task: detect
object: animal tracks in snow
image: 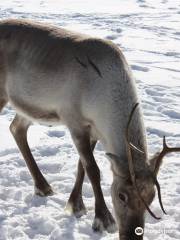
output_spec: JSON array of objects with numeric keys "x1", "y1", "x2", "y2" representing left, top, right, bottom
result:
[{"x1": 0, "y1": 0, "x2": 179, "y2": 240}]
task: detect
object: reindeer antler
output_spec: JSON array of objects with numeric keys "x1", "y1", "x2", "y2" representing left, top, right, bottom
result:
[
  {"x1": 154, "y1": 136, "x2": 180, "y2": 175},
  {"x1": 125, "y1": 103, "x2": 161, "y2": 219},
  {"x1": 153, "y1": 136, "x2": 180, "y2": 214}
]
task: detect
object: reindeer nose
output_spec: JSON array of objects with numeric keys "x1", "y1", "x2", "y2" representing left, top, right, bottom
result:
[
  {"x1": 119, "y1": 231, "x2": 143, "y2": 240},
  {"x1": 119, "y1": 214, "x2": 144, "y2": 240}
]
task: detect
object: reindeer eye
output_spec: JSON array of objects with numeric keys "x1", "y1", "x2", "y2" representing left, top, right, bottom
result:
[{"x1": 119, "y1": 193, "x2": 128, "y2": 203}]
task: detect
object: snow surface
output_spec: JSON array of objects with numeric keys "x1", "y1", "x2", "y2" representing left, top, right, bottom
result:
[{"x1": 0, "y1": 0, "x2": 180, "y2": 239}]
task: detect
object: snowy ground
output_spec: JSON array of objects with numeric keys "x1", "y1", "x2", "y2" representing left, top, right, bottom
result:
[{"x1": 0, "y1": 0, "x2": 180, "y2": 239}]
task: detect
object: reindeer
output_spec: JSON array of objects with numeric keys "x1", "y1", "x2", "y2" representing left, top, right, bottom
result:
[{"x1": 0, "y1": 19, "x2": 179, "y2": 240}]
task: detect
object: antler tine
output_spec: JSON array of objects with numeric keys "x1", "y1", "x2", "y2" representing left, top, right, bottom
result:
[
  {"x1": 154, "y1": 178, "x2": 167, "y2": 214},
  {"x1": 125, "y1": 103, "x2": 160, "y2": 220},
  {"x1": 154, "y1": 136, "x2": 180, "y2": 175},
  {"x1": 163, "y1": 136, "x2": 168, "y2": 149},
  {"x1": 163, "y1": 135, "x2": 180, "y2": 153}
]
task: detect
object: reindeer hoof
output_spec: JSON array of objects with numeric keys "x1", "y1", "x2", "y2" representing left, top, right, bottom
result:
[
  {"x1": 92, "y1": 211, "x2": 117, "y2": 233},
  {"x1": 65, "y1": 198, "x2": 87, "y2": 218},
  {"x1": 92, "y1": 218, "x2": 104, "y2": 233},
  {"x1": 34, "y1": 185, "x2": 54, "y2": 197}
]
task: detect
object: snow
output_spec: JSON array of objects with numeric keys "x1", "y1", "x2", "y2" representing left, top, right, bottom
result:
[{"x1": 0, "y1": 0, "x2": 179, "y2": 239}]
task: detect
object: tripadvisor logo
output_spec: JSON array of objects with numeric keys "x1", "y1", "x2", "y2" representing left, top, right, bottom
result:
[{"x1": 135, "y1": 227, "x2": 144, "y2": 236}]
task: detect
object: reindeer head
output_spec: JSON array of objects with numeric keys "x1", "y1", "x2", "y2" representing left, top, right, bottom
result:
[{"x1": 107, "y1": 103, "x2": 180, "y2": 240}]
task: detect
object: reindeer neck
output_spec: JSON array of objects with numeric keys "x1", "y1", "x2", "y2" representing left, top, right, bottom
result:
[{"x1": 103, "y1": 108, "x2": 148, "y2": 175}]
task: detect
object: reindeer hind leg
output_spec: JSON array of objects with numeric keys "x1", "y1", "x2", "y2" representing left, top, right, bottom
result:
[{"x1": 10, "y1": 114, "x2": 53, "y2": 196}]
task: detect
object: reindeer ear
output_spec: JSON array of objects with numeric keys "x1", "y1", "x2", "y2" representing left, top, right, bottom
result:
[
  {"x1": 149, "y1": 152, "x2": 163, "y2": 176},
  {"x1": 106, "y1": 153, "x2": 129, "y2": 177}
]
